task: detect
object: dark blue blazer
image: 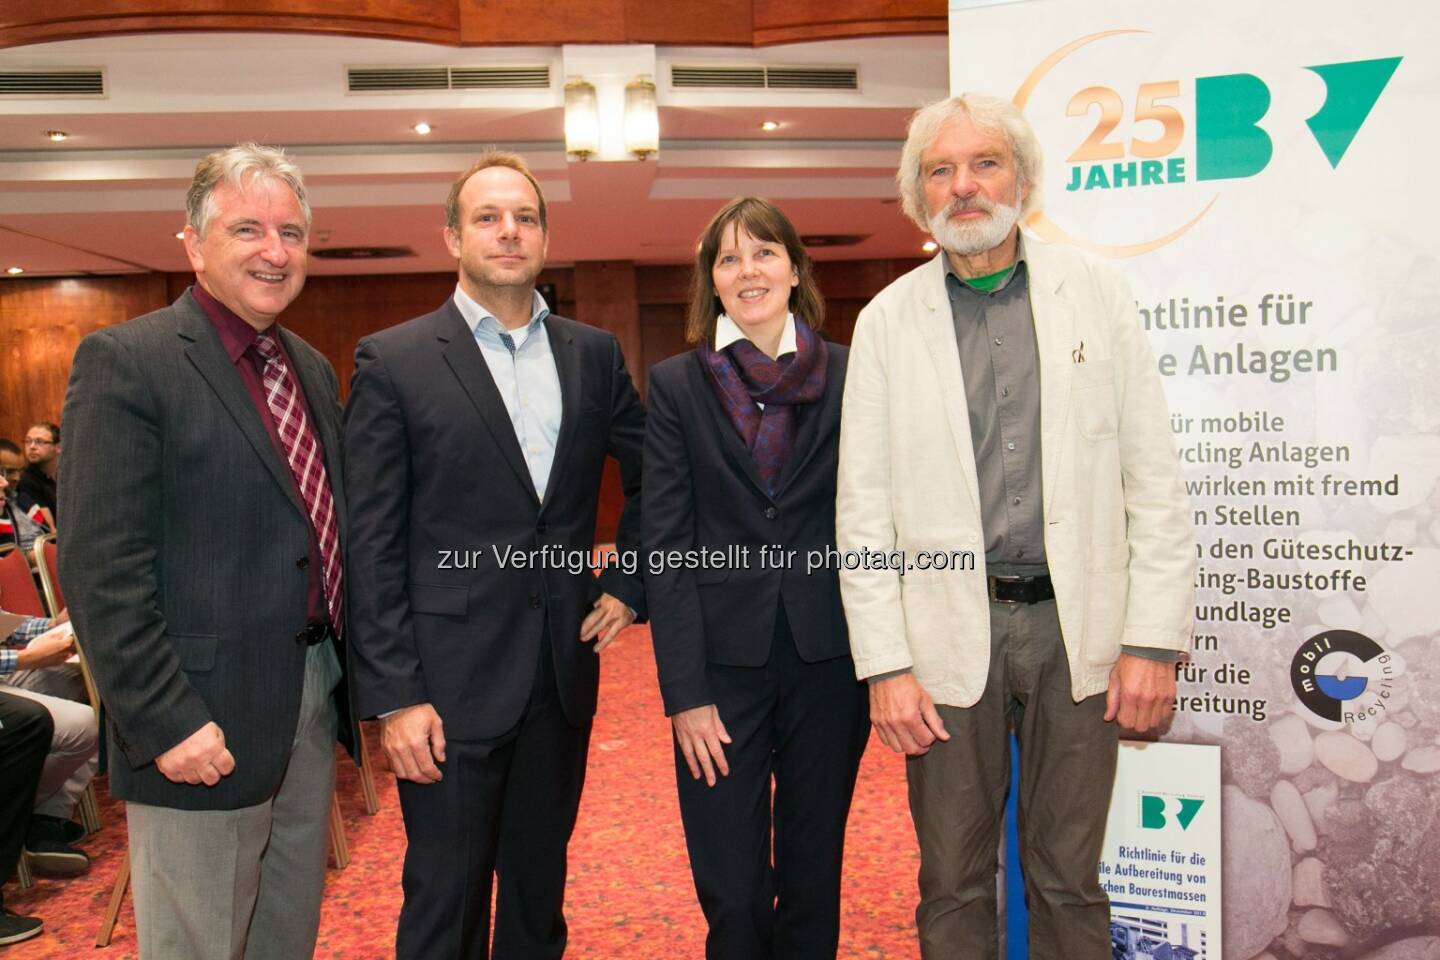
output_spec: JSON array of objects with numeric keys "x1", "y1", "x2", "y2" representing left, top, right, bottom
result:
[{"x1": 643, "y1": 344, "x2": 851, "y2": 716}]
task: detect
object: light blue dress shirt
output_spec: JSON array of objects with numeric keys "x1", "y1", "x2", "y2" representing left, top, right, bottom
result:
[{"x1": 452, "y1": 285, "x2": 563, "y2": 500}]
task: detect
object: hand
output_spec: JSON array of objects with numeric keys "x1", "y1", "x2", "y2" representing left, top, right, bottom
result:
[
  {"x1": 156, "y1": 721, "x2": 235, "y2": 786},
  {"x1": 672, "y1": 704, "x2": 731, "y2": 787},
  {"x1": 1104, "y1": 653, "x2": 1177, "y2": 734},
  {"x1": 14, "y1": 623, "x2": 76, "y2": 670},
  {"x1": 580, "y1": 592, "x2": 634, "y2": 653},
  {"x1": 52, "y1": 609, "x2": 70, "y2": 625},
  {"x1": 869, "y1": 673, "x2": 950, "y2": 756},
  {"x1": 381, "y1": 703, "x2": 447, "y2": 784}
]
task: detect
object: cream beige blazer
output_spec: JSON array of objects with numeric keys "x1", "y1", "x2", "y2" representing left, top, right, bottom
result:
[{"x1": 836, "y1": 238, "x2": 1195, "y2": 706}]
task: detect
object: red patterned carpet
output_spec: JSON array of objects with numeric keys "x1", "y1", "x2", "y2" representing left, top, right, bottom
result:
[{"x1": 5, "y1": 626, "x2": 920, "y2": 958}]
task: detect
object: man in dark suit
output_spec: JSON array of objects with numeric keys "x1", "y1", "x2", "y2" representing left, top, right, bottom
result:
[
  {"x1": 59, "y1": 143, "x2": 355, "y2": 960},
  {"x1": 344, "y1": 150, "x2": 645, "y2": 960}
]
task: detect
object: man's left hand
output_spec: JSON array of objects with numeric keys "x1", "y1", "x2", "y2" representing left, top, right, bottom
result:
[
  {"x1": 1104, "y1": 653, "x2": 1176, "y2": 734},
  {"x1": 580, "y1": 592, "x2": 634, "y2": 652}
]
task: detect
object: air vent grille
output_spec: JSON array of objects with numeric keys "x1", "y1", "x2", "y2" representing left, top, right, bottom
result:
[
  {"x1": 0, "y1": 69, "x2": 105, "y2": 98},
  {"x1": 671, "y1": 64, "x2": 857, "y2": 91},
  {"x1": 348, "y1": 65, "x2": 550, "y2": 93}
]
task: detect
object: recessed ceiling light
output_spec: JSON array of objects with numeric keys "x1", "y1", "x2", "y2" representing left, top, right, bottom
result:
[
  {"x1": 412, "y1": 122, "x2": 433, "y2": 135},
  {"x1": 6, "y1": 267, "x2": 24, "y2": 275},
  {"x1": 174, "y1": 231, "x2": 185, "y2": 240},
  {"x1": 44, "y1": 130, "x2": 68, "y2": 142},
  {"x1": 759, "y1": 120, "x2": 780, "y2": 132},
  {"x1": 921, "y1": 240, "x2": 939, "y2": 254}
]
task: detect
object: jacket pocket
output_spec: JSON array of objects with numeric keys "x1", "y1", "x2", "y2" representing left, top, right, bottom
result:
[
  {"x1": 168, "y1": 633, "x2": 219, "y2": 673},
  {"x1": 1071, "y1": 359, "x2": 1118, "y2": 441},
  {"x1": 409, "y1": 582, "x2": 469, "y2": 617}
]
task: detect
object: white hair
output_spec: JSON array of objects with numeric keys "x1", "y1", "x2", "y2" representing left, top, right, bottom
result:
[
  {"x1": 896, "y1": 93, "x2": 1044, "y2": 231},
  {"x1": 186, "y1": 142, "x2": 311, "y2": 238}
]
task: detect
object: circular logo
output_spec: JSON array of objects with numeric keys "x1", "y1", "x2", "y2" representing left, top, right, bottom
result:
[{"x1": 1290, "y1": 630, "x2": 1391, "y2": 723}]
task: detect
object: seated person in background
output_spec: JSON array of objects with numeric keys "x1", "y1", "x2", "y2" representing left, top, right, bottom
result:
[
  {"x1": 19, "y1": 423, "x2": 60, "y2": 522},
  {"x1": 0, "y1": 440, "x2": 51, "y2": 554},
  {"x1": 0, "y1": 613, "x2": 98, "y2": 875},
  {"x1": 0, "y1": 690, "x2": 54, "y2": 945}
]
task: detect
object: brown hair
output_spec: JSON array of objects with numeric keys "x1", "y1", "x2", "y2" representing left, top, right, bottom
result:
[
  {"x1": 445, "y1": 150, "x2": 547, "y2": 232},
  {"x1": 685, "y1": 197, "x2": 824, "y2": 345}
]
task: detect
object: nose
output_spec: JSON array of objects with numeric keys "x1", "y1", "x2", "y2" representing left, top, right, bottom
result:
[
  {"x1": 950, "y1": 169, "x2": 978, "y2": 200},
  {"x1": 260, "y1": 228, "x2": 290, "y2": 266},
  {"x1": 498, "y1": 212, "x2": 521, "y2": 239}
]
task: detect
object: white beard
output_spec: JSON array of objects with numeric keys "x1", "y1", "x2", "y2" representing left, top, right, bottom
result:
[{"x1": 928, "y1": 193, "x2": 1022, "y2": 257}]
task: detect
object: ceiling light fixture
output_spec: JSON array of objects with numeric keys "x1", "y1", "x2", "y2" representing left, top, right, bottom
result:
[
  {"x1": 623, "y1": 77, "x2": 659, "y2": 160},
  {"x1": 563, "y1": 79, "x2": 600, "y2": 160},
  {"x1": 6, "y1": 267, "x2": 24, "y2": 275},
  {"x1": 759, "y1": 120, "x2": 780, "y2": 132},
  {"x1": 175, "y1": 231, "x2": 185, "y2": 240},
  {"x1": 44, "y1": 130, "x2": 68, "y2": 142},
  {"x1": 412, "y1": 121, "x2": 432, "y2": 135},
  {"x1": 922, "y1": 240, "x2": 939, "y2": 254}
]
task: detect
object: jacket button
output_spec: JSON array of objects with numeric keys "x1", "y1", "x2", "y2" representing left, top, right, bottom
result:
[
  {"x1": 529, "y1": 595, "x2": 542, "y2": 609},
  {"x1": 764, "y1": 506, "x2": 778, "y2": 520},
  {"x1": 296, "y1": 556, "x2": 309, "y2": 569},
  {"x1": 536, "y1": 522, "x2": 547, "y2": 534}
]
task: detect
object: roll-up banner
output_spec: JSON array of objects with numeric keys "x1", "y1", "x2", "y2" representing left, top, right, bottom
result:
[{"x1": 948, "y1": 2, "x2": 1439, "y2": 957}]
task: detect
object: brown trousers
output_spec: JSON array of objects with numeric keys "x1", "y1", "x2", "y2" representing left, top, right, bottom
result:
[{"x1": 907, "y1": 599, "x2": 1117, "y2": 960}]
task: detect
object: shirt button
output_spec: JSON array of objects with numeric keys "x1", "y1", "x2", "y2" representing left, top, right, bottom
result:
[
  {"x1": 1017, "y1": 549, "x2": 1026, "y2": 558},
  {"x1": 1006, "y1": 441, "x2": 1016, "y2": 451},
  {"x1": 529, "y1": 595, "x2": 542, "y2": 609},
  {"x1": 1012, "y1": 497, "x2": 1021, "y2": 505},
  {"x1": 994, "y1": 338, "x2": 1003, "y2": 346},
  {"x1": 1001, "y1": 386, "x2": 1010, "y2": 397},
  {"x1": 296, "y1": 556, "x2": 309, "y2": 569}
]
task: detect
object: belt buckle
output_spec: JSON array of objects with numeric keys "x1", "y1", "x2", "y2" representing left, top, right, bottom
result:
[{"x1": 988, "y1": 575, "x2": 1023, "y2": 604}]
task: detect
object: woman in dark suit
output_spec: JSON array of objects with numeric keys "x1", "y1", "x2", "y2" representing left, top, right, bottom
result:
[{"x1": 643, "y1": 197, "x2": 869, "y2": 959}]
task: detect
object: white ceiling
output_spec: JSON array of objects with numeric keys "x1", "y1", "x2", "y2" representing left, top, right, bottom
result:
[{"x1": 0, "y1": 32, "x2": 948, "y2": 277}]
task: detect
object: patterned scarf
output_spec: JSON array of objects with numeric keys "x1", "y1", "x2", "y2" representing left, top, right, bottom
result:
[{"x1": 699, "y1": 316, "x2": 828, "y2": 496}]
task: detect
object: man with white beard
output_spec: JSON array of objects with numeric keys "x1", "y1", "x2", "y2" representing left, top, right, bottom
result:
[{"x1": 835, "y1": 94, "x2": 1195, "y2": 959}]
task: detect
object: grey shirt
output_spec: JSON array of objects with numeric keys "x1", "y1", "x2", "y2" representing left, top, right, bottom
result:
[{"x1": 944, "y1": 255, "x2": 1048, "y2": 576}]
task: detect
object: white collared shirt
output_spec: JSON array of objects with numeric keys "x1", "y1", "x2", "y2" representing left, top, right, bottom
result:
[{"x1": 452, "y1": 284, "x2": 562, "y2": 499}]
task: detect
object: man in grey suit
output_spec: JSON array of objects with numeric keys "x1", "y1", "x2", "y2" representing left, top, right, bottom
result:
[{"x1": 59, "y1": 143, "x2": 356, "y2": 960}]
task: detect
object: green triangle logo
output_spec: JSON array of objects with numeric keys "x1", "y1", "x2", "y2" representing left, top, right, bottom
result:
[{"x1": 1304, "y1": 57, "x2": 1402, "y2": 168}]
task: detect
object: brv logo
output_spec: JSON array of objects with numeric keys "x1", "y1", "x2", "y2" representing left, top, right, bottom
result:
[{"x1": 1140, "y1": 794, "x2": 1203, "y2": 831}]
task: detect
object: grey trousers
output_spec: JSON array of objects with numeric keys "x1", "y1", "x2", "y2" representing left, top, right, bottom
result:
[
  {"x1": 0, "y1": 671, "x2": 99, "y2": 820},
  {"x1": 127, "y1": 642, "x2": 341, "y2": 960},
  {"x1": 907, "y1": 599, "x2": 1117, "y2": 960}
]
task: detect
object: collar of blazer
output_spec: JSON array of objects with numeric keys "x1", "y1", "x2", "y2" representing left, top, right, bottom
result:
[
  {"x1": 174, "y1": 288, "x2": 334, "y2": 524},
  {"x1": 911, "y1": 236, "x2": 1077, "y2": 518},
  {"x1": 432, "y1": 297, "x2": 582, "y2": 512}
]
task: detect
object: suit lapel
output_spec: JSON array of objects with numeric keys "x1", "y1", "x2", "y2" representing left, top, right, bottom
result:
[
  {"x1": 689, "y1": 353, "x2": 772, "y2": 502},
  {"x1": 773, "y1": 352, "x2": 833, "y2": 497},
  {"x1": 539, "y1": 318, "x2": 580, "y2": 510},
  {"x1": 1023, "y1": 243, "x2": 1075, "y2": 518},
  {"x1": 435, "y1": 301, "x2": 539, "y2": 504},
  {"x1": 915, "y1": 257, "x2": 983, "y2": 517},
  {"x1": 177, "y1": 295, "x2": 307, "y2": 519}
]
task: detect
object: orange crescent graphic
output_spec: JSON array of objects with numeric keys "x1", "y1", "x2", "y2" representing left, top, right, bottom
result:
[{"x1": 1010, "y1": 29, "x2": 1215, "y2": 257}]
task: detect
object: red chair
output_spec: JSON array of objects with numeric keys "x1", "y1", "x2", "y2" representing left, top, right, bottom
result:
[{"x1": 0, "y1": 545, "x2": 45, "y2": 616}]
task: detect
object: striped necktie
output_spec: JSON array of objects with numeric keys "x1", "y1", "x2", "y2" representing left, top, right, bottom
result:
[{"x1": 253, "y1": 332, "x2": 344, "y2": 637}]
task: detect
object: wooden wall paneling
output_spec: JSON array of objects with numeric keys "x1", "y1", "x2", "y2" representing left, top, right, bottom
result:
[
  {"x1": 751, "y1": 0, "x2": 945, "y2": 45},
  {"x1": 0, "y1": 274, "x2": 168, "y2": 442},
  {"x1": 459, "y1": 0, "x2": 624, "y2": 44},
  {"x1": 621, "y1": 0, "x2": 751, "y2": 45},
  {"x1": 0, "y1": 0, "x2": 461, "y2": 50}
]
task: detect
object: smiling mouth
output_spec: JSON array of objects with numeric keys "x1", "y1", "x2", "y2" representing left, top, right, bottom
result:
[
  {"x1": 249, "y1": 271, "x2": 286, "y2": 283},
  {"x1": 737, "y1": 288, "x2": 769, "y2": 300}
]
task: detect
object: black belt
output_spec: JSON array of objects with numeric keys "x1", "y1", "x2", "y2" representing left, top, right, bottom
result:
[
  {"x1": 987, "y1": 574, "x2": 1054, "y2": 605},
  {"x1": 295, "y1": 622, "x2": 335, "y2": 647}
]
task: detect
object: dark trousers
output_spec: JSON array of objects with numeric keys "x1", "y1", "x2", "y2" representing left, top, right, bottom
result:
[
  {"x1": 0, "y1": 691, "x2": 53, "y2": 899},
  {"x1": 676, "y1": 607, "x2": 870, "y2": 960},
  {"x1": 907, "y1": 600, "x2": 1117, "y2": 960},
  {"x1": 395, "y1": 637, "x2": 591, "y2": 960}
]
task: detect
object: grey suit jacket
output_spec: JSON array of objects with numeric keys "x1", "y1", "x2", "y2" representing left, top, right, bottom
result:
[{"x1": 58, "y1": 289, "x2": 356, "y2": 810}]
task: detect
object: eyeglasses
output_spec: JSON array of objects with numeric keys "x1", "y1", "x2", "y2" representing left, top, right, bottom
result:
[{"x1": 24, "y1": 438, "x2": 54, "y2": 447}]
